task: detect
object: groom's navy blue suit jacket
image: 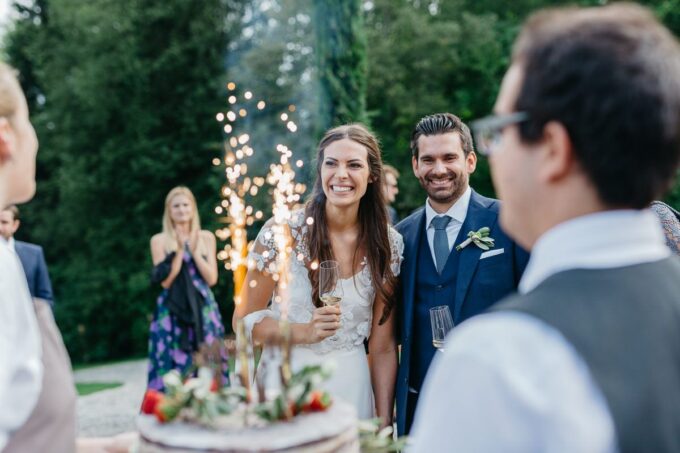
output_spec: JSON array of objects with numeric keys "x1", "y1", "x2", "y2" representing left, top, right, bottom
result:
[
  {"x1": 394, "y1": 190, "x2": 528, "y2": 435},
  {"x1": 15, "y1": 240, "x2": 54, "y2": 304}
]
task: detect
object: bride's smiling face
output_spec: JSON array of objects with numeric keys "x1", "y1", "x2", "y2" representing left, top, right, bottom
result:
[{"x1": 321, "y1": 138, "x2": 372, "y2": 209}]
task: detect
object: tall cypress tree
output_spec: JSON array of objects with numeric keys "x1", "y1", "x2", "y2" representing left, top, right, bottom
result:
[{"x1": 314, "y1": 0, "x2": 368, "y2": 131}]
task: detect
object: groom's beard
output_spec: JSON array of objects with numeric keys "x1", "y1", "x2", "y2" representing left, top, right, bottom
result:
[{"x1": 420, "y1": 170, "x2": 469, "y2": 206}]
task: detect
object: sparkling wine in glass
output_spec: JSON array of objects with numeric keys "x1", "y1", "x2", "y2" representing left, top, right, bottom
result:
[
  {"x1": 430, "y1": 305, "x2": 454, "y2": 351},
  {"x1": 319, "y1": 260, "x2": 343, "y2": 306}
]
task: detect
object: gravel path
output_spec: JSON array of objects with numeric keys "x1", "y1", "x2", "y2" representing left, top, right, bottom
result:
[{"x1": 74, "y1": 359, "x2": 148, "y2": 437}]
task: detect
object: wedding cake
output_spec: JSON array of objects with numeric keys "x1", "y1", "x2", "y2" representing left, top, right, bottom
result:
[
  {"x1": 136, "y1": 400, "x2": 359, "y2": 453},
  {"x1": 135, "y1": 366, "x2": 359, "y2": 453}
]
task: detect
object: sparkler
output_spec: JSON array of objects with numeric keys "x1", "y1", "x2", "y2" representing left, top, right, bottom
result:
[{"x1": 216, "y1": 83, "x2": 306, "y2": 398}]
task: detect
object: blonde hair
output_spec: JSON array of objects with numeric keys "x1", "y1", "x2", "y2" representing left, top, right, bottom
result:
[
  {"x1": 383, "y1": 164, "x2": 400, "y2": 179},
  {"x1": 0, "y1": 63, "x2": 23, "y2": 125},
  {"x1": 161, "y1": 186, "x2": 204, "y2": 254}
]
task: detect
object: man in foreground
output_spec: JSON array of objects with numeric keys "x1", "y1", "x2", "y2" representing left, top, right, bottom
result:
[{"x1": 411, "y1": 4, "x2": 680, "y2": 452}]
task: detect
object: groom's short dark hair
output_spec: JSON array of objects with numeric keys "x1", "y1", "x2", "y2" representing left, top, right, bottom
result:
[
  {"x1": 513, "y1": 4, "x2": 680, "y2": 209},
  {"x1": 410, "y1": 113, "x2": 474, "y2": 159}
]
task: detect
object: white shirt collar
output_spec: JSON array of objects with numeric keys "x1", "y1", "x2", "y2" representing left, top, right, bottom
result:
[
  {"x1": 519, "y1": 209, "x2": 671, "y2": 294},
  {"x1": 6, "y1": 237, "x2": 15, "y2": 252},
  {"x1": 425, "y1": 186, "x2": 472, "y2": 228}
]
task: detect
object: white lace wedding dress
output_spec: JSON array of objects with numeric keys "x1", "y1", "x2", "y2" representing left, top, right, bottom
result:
[{"x1": 242, "y1": 210, "x2": 403, "y2": 419}]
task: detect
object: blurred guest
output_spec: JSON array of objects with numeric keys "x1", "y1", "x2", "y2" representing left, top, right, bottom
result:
[
  {"x1": 0, "y1": 61, "x2": 133, "y2": 453},
  {"x1": 412, "y1": 4, "x2": 680, "y2": 452},
  {"x1": 383, "y1": 164, "x2": 400, "y2": 224},
  {"x1": 0, "y1": 205, "x2": 54, "y2": 305},
  {"x1": 0, "y1": 60, "x2": 48, "y2": 452},
  {"x1": 650, "y1": 201, "x2": 680, "y2": 255},
  {"x1": 147, "y1": 186, "x2": 227, "y2": 391}
]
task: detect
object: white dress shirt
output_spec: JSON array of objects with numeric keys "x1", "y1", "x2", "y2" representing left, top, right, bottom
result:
[
  {"x1": 424, "y1": 186, "x2": 471, "y2": 264},
  {"x1": 410, "y1": 210, "x2": 670, "y2": 453},
  {"x1": 0, "y1": 238, "x2": 43, "y2": 450}
]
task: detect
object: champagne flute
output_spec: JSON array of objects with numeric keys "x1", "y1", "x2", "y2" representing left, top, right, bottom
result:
[
  {"x1": 319, "y1": 260, "x2": 343, "y2": 306},
  {"x1": 430, "y1": 305, "x2": 454, "y2": 351}
]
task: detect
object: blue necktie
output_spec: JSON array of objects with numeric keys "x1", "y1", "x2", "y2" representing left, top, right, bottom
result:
[{"x1": 432, "y1": 215, "x2": 452, "y2": 274}]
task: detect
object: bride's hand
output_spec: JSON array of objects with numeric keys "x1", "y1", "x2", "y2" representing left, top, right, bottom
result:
[{"x1": 307, "y1": 305, "x2": 341, "y2": 343}]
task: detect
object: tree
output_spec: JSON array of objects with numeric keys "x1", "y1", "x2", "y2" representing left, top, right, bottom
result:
[
  {"x1": 314, "y1": 0, "x2": 368, "y2": 131},
  {"x1": 365, "y1": 0, "x2": 680, "y2": 215},
  {"x1": 365, "y1": 0, "x2": 507, "y2": 215},
  {"x1": 4, "y1": 0, "x2": 243, "y2": 362}
]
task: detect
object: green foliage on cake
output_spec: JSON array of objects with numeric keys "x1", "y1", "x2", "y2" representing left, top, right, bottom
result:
[{"x1": 141, "y1": 364, "x2": 334, "y2": 428}]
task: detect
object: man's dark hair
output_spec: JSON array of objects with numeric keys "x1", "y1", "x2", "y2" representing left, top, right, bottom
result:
[
  {"x1": 513, "y1": 4, "x2": 680, "y2": 209},
  {"x1": 410, "y1": 113, "x2": 474, "y2": 159}
]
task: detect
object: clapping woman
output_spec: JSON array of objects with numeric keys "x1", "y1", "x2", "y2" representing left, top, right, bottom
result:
[{"x1": 147, "y1": 186, "x2": 228, "y2": 391}]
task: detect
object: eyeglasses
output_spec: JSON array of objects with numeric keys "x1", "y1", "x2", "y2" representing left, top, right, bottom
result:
[{"x1": 470, "y1": 112, "x2": 529, "y2": 156}]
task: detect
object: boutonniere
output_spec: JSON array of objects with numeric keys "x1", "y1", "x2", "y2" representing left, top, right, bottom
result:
[{"x1": 456, "y1": 227, "x2": 495, "y2": 251}]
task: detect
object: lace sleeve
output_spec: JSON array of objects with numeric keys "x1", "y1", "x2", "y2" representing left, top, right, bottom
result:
[
  {"x1": 389, "y1": 226, "x2": 405, "y2": 277},
  {"x1": 242, "y1": 309, "x2": 279, "y2": 343},
  {"x1": 247, "y1": 218, "x2": 282, "y2": 276}
]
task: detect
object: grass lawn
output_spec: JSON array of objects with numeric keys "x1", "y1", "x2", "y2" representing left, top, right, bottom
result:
[{"x1": 75, "y1": 381, "x2": 123, "y2": 396}]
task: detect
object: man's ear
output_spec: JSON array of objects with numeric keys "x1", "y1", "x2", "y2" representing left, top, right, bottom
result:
[
  {"x1": 466, "y1": 150, "x2": 477, "y2": 174},
  {"x1": 411, "y1": 156, "x2": 418, "y2": 176},
  {"x1": 538, "y1": 121, "x2": 574, "y2": 184},
  {"x1": 0, "y1": 117, "x2": 13, "y2": 163}
]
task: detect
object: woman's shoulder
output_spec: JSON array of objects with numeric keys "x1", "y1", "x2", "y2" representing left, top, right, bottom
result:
[
  {"x1": 250, "y1": 209, "x2": 309, "y2": 256},
  {"x1": 199, "y1": 229, "x2": 216, "y2": 241},
  {"x1": 387, "y1": 225, "x2": 404, "y2": 264},
  {"x1": 388, "y1": 225, "x2": 404, "y2": 245},
  {"x1": 150, "y1": 232, "x2": 166, "y2": 245},
  {"x1": 388, "y1": 224, "x2": 403, "y2": 238}
]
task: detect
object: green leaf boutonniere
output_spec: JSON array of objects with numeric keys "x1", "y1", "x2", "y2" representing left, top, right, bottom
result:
[{"x1": 455, "y1": 227, "x2": 495, "y2": 251}]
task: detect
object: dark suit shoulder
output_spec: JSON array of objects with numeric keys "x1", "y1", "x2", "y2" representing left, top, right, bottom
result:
[
  {"x1": 15, "y1": 240, "x2": 43, "y2": 256},
  {"x1": 395, "y1": 207, "x2": 424, "y2": 234},
  {"x1": 470, "y1": 190, "x2": 500, "y2": 212}
]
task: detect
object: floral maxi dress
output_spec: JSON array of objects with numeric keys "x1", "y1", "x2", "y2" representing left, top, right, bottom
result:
[{"x1": 147, "y1": 250, "x2": 228, "y2": 391}]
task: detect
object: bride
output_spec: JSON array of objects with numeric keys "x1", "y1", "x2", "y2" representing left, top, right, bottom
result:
[{"x1": 234, "y1": 124, "x2": 403, "y2": 425}]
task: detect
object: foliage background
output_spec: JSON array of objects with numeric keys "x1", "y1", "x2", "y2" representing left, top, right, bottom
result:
[{"x1": 3, "y1": 0, "x2": 679, "y2": 363}]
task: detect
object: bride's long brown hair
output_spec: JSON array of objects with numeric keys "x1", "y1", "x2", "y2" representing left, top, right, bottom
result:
[{"x1": 305, "y1": 124, "x2": 396, "y2": 324}]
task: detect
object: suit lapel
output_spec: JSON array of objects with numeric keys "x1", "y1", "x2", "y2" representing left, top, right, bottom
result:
[
  {"x1": 453, "y1": 191, "x2": 498, "y2": 321},
  {"x1": 401, "y1": 211, "x2": 426, "y2": 339}
]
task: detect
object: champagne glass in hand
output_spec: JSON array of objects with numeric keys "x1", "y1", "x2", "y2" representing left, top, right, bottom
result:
[
  {"x1": 319, "y1": 260, "x2": 343, "y2": 306},
  {"x1": 430, "y1": 305, "x2": 454, "y2": 351}
]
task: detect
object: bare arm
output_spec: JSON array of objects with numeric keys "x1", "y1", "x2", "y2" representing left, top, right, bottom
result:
[
  {"x1": 190, "y1": 230, "x2": 218, "y2": 287},
  {"x1": 368, "y1": 293, "x2": 398, "y2": 428},
  {"x1": 232, "y1": 268, "x2": 340, "y2": 346},
  {"x1": 150, "y1": 234, "x2": 183, "y2": 289}
]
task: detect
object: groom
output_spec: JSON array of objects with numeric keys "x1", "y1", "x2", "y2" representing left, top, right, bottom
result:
[{"x1": 395, "y1": 113, "x2": 528, "y2": 434}]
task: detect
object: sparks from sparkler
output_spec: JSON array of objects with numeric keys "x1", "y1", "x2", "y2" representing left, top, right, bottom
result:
[{"x1": 216, "y1": 83, "x2": 307, "y2": 324}]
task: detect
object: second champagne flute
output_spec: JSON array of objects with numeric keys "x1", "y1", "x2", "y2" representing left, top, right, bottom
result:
[{"x1": 430, "y1": 305, "x2": 454, "y2": 351}]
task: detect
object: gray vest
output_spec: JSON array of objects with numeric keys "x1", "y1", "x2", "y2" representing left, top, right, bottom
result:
[
  {"x1": 494, "y1": 258, "x2": 680, "y2": 453},
  {"x1": 5, "y1": 299, "x2": 76, "y2": 453}
]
